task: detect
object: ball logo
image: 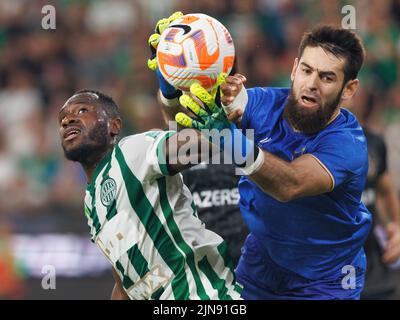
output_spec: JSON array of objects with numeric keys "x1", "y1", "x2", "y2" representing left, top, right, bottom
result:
[
  {"x1": 169, "y1": 24, "x2": 192, "y2": 35},
  {"x1": 101, "y1": 178, "x2": 117, "y2": 207},
  {"x1": 156, "y1": 13, "x2": 235, "y2": 92}
]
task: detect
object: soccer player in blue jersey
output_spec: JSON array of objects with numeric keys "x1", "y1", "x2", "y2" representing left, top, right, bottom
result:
[
  {"x1": 173, "y1": 25, "x2": 371, "y2": 299},
  {"x1": 222, "y1": 25, "x2": 370, "y2": 300}
]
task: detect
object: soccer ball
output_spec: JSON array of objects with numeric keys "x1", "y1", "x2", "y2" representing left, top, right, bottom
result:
[{"x1": 156, "y1": 13, "x2": 235, "y2": 92}]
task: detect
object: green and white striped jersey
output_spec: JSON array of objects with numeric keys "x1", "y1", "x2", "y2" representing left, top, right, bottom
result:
[{"x1": 84, "y1": 131, "x2": 242, "y2": 300}]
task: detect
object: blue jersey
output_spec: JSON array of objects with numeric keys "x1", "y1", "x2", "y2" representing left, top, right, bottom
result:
[{"x1": 239, "y1": 87, "x2": 372, "y2": 281}]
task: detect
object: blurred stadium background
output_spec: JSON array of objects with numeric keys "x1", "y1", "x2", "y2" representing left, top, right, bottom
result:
[{"x1": 0, "y1": 0, "x2": 399, "y2": 299}]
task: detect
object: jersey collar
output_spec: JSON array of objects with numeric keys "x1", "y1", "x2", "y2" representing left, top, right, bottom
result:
[{"x1": 86, "y1": 148, "x2": 113, "y2": 192}]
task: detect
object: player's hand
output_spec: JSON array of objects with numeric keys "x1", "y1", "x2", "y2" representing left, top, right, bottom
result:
[
  {"x1": 147, "y1": 11, "x2": 183, "y2": 71},
  {"x1": 220, "y1": 73, "x2": 248, "y2": 123},
  {"x1": 227, "y1": 109, "x2": 244, "y2": 123},
  {"x1": 175, "y1": 74, "x2": 230, "y2": 131},
  {"x1": 220, "y1": 74, "x2": 246, "y2": 105},
  {"x1": 382, "y1": 222, "x2": 400, "y2": 264},
  {"x1": 176, "y1": 75, "x2": 259, "y2": 170},
  {"x1": 147, "y1": 11, "x2": 183, "y2": 99}
]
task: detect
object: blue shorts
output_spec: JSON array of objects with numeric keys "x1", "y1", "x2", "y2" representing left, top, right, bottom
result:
[{"x1": 236, "y1": 234, "x2": 365, "y2": 300}]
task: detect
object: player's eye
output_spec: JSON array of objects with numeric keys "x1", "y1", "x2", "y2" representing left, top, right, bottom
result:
[
  {"x1": 323, "y1": 76, "x2": 333, "y2": 82},
  {"x1": 302, "y1": 68, "x2": 312, "y2": 74},
  {"x1": 78, "y1": 108, "x2": 88, "y2": 114}
]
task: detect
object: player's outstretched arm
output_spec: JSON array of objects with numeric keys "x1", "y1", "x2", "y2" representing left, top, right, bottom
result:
[
  {"x1": 163, "y1": 79, "x2": 256, "y2": 176},
  {"x1": 219, "y1": 73, "x2": 334, "y2": 201},
  {"x1": 147, "y1": 12, "x2": 185, "y2": 125},
  {"x1": 173, "y1": 80, "x2": 334, "y2": 201},
  {"x1": 164, "y1": 129, "x2": 220, "y2": 174},
  {"x1": 111, "y1": 268, "x2": 130, "y2": 300},
  {"x1": 248, "y1": 153, "x2": 333, "y2": 202}
]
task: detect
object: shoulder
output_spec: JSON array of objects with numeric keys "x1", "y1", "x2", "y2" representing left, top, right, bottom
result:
[
  {"x1": 115, "y1": 131, "x2": 176, "y2": 178},
  {"x1": 247, "y1": 87, "x2": 289, "y2": 104},
  {"x1": 245, "y1": 87, "x2": 289, "y2": 117},
  {"x1": 241, "y1": 87, "x2": 289, "y2": 130},
  {"x1": 118, "y1": 131, "x2": 175, "y2": 150},
  {"x1": 308, "y1": 110, "x2": 369, "y2": 185},
  {"x1": 313, "y1": 109, "x2": 368, "y2": 161},
  {"x1": 118, "y1": 131, "x2": 161, "y2": 146},
  {"x1": 319, "y1": 109, "x2": 365, "y2": 142},
  {"x1": 337, "y1": 109, "x2": 366, "y2": 146},
  {"x1": 116, "y1": 131, "x2": 175, "y2": 168}
]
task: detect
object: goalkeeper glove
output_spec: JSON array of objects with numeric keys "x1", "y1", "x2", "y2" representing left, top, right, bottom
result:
[
  {"x1": 147, "y1": 12, "x2": 183, "y2": 102},
  {"x1": 176, "y1": 77, "x2": 263, "y2": 174}
]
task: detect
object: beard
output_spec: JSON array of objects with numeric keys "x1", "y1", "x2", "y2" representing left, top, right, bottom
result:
[
  {"x1": 283, "y1": 86, "x2": 343, "y2": 135},
  {"x1": 63, "y1": 121, "x2": 109, "y2": 164}
]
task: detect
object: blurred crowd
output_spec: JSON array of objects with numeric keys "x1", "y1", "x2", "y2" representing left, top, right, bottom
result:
[{"x1": 0, "y1": 0, "x2": 399, "y2": 233}]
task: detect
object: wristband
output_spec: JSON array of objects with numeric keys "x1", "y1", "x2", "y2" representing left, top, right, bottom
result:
[
  {"x1": 204, "y1": 123, "x2": 258, "y2": 170},
  {"x1": 238, "y1": 146, "x2": 264, "y2": 176},
  {"x1": 156, "y1": 68, "x2": 181, "y2": 99},
  {"x1": 159, "y1": 90, "x2": 181, "y2": 108},
  {"x1": 221, "y1": 85, "x2": 248, "y2": 119}
]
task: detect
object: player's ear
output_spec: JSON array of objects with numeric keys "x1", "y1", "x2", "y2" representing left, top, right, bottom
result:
[
  {"x1": 110, "y1": 118, "x2": 122, "y2": 138},
  {"x1": 341, "y1": 79, "x2": 359, "y2": 102},
  {"x1": 291, "y1": 58, "x2": 299, "y2": 82}
]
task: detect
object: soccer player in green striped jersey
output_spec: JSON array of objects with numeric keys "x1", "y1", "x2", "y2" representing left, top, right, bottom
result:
[{"x1": 58, "y1": 89, "x2": 242, "y2": 300}]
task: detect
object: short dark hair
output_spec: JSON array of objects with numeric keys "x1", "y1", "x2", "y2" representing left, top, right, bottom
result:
[
  {"x1": 298, "y1": 25, "x2": 366, "y2": 83},
  {"x1": 74, "y1": 89, "x2": 121, "y2": 119}
]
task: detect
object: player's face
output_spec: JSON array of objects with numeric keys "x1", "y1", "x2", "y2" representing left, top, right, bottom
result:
[
  {"x1": 286, "y1": 46, "x2": 346, "y2": 134},
  {"x1": 58, "y1": 95, "x2": 110, "y2": 163}
]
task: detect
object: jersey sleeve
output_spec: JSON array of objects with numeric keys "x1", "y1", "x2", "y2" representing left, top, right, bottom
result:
[
  {"x1": 241, "y1": 87, "x2": 269, "y2": 130},
  {"x1": 310, "y1": 132, "x2": 368, "y2": 190},
  {"x1": 240, "y1": 87, "x2": 288, "y2": 131},
  {"x1": 117, "y1": 130, "x2": 177, "y2": 180}
]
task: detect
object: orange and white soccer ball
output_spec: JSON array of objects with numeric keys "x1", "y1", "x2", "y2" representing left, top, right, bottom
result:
[{"x1": 156, "y1": 13, "x2": 235, "y2": 92}]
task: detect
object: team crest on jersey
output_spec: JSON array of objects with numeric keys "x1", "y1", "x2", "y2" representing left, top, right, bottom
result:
[
  {"x1": 100, "y1": 178, "x2": 117, "y2": 207},
  {"x1": 291, "y1": 146, "x2": 307, "y2": 160}
]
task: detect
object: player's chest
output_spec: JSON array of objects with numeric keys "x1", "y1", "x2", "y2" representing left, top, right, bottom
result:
[{"x1": 254, "y1": 121, "x2": 311, "y2": 161}]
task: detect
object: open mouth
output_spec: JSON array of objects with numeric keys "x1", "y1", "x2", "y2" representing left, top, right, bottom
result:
[
  {"x1": 301, "y1": 95, "x2": 319, "y2": 107},
  {"x1": 64, "y1": 127, "x2": 81, "y2": 141}
]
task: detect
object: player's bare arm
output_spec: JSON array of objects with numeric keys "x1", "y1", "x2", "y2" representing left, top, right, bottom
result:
[
  {"x1": 183, "y1": 72, "x2": 334, "y2": 201},
  {"x1": 220, "y1": 67, "x2": 358, "y2": 201},
  {"x1": 164, "y1": 130, "x2": 219, "y2": 174},
  {"x1": 172, "y1": 23, "x2": 370, "y2": 300},
  {"x1": 111, "y1": 268, "x2": 129, "y2": 300},
  {"x1": 248, "y1": 153, "x2": 333, "y2": 202},
  {"x1": 156, "y1": 91, "x2": 186, "y2": 124}
]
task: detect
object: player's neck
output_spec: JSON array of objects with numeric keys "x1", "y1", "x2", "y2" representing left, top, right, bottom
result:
[
  {"x1": 83, "y1": 164, "x2": 96, "y2": 185},
  {"x1": 326, "y1": 109, "x2": 341, "y2": 126},
  {"x1": 82, "y1": 145, "x2": 114, "y2": 184}
]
